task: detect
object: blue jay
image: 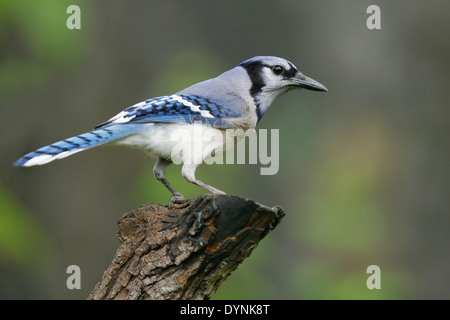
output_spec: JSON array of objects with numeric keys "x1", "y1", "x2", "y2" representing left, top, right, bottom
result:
[{"x1": 14, "y1": 56, "x2": 327, "y2": 203}]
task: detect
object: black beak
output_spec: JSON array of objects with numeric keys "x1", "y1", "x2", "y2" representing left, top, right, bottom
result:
[{"x1": 293, "y1": 73, "x2": 328, "y2": 92}]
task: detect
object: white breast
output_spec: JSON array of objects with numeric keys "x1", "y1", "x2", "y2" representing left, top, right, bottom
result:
[{"x1": 115, "y1": 123, "x2": 246, "y2": 165}]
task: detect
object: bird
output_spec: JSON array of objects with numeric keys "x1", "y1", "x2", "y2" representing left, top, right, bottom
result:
[{"x1": 14, "y1": 56, "x2": 327, "y2": 203}]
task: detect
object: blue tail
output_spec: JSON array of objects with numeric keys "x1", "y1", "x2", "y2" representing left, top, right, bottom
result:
[{"x1": 14, "y1": 125, "x2": 137, "y2": 167}]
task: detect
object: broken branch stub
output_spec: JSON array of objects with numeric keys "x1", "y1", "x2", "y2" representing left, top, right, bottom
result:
[{"x1": 89, "y1": 194, "x2": 284, "y2": 300}]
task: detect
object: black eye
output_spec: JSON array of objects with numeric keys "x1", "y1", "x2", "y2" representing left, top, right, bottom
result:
[{"x1": 271, "y1": 65, "x2": 284, "y2": 75}]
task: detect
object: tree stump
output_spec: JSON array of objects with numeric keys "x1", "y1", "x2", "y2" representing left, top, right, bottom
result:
[{"x1": 88, "y1": 194, "x2": 284, "y2": 300}]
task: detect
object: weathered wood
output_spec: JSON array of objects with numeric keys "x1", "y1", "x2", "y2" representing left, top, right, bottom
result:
[{"x1": 88, "y1": 194, "x2": 284, "y2": 300}]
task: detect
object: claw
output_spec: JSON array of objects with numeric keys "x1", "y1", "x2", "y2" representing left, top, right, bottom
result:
[{"x1": 168, "y1": 193, "x2": 185, "y2": 206}]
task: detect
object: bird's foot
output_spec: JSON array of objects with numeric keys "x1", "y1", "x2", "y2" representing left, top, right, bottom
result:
[
  {"x1": 168, "y1": 193, "x2": 185, "y2": 206},
  {"x1": 210, "y1": 188, "x2": 227, "y2": 195}
]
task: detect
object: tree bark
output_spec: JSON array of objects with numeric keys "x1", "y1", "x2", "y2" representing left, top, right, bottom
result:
[{"x1": 88, "y1": 194, "x2": 284, "y2": 300}]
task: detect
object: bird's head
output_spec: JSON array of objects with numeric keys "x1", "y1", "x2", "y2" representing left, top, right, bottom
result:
[{"x1": 238, "y1": 56, "x2": 327, "y2": 119}]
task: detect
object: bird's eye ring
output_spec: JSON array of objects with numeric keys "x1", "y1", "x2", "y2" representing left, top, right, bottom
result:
[{"x1": 271, "y1": 65, "x2": 284, "y2": 75}]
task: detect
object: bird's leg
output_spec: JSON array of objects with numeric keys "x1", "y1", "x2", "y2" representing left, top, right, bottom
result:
[
  {"x1": 153, "y1": 158, "x2": 185, "y2": 203},
  {"x1": 181, "y1": 163, "x2": 226, "y2": 195}
]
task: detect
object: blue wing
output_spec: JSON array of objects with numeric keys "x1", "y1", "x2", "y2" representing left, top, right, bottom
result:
[
  {"x1": 14, "y1": 94, "x2": 241, "y2": 167},
  {"x1": 95, "y1": 94, "x2": 241, "y2": 129}
]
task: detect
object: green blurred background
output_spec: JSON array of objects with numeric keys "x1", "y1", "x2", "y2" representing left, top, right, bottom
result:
[{"x1": 0, "y1": 0, "x2": 449, "y2": 299}]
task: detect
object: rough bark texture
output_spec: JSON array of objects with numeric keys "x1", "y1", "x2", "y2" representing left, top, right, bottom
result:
[{"x1": 88, "y1": 194, "x2": 284, "y2": 300}]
